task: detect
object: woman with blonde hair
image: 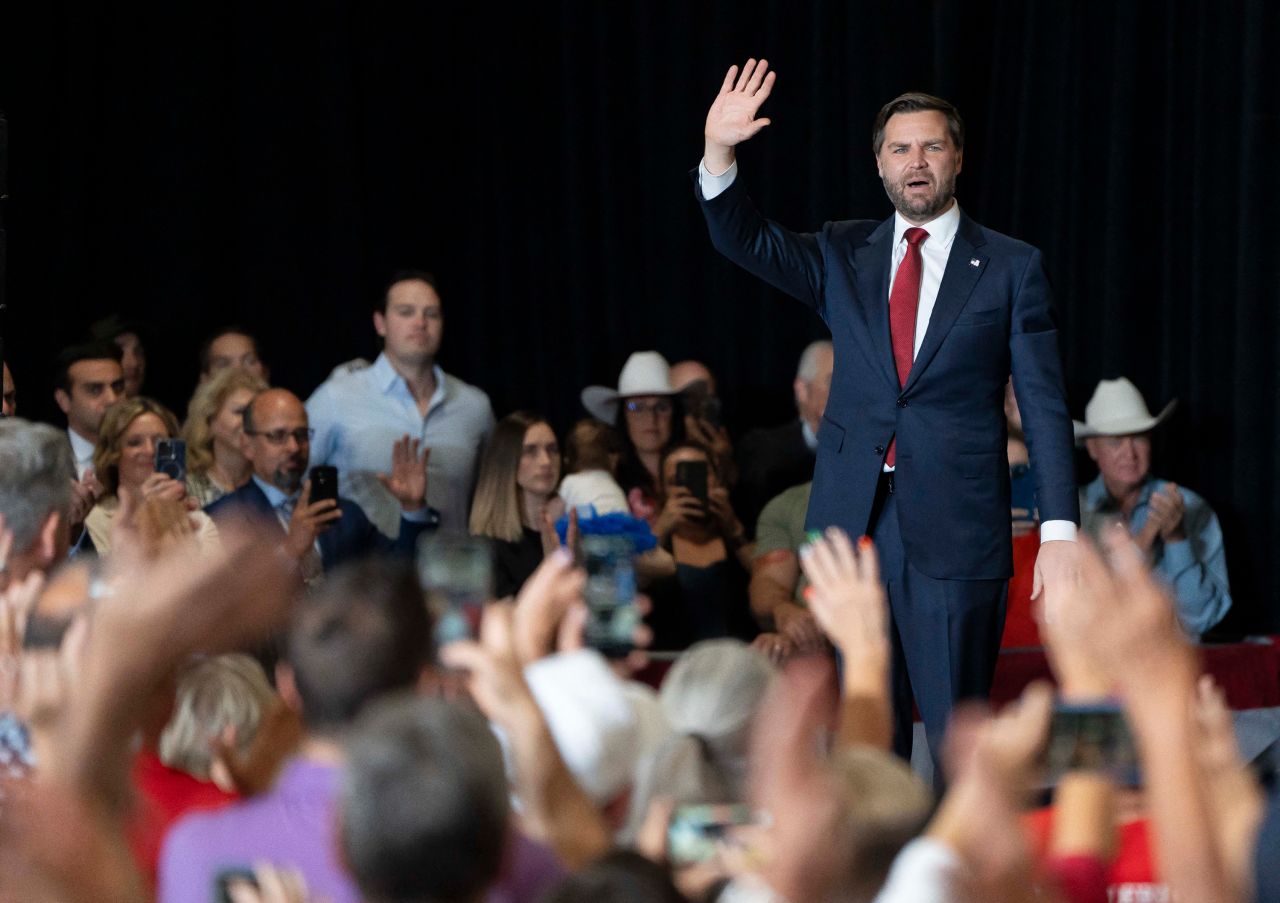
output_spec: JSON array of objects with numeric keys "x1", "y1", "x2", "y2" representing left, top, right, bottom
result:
[
  {"x1": 469, "y1": 411, "x2": 561, "y2": 597},
  {"x1": 84, "y1": 396, "x2": 219, "y2": 555},
  {"x1": 182, "y1": 367, "x2": 268, "y2": 506}
]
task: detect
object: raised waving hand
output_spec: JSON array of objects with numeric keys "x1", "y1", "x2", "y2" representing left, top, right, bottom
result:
[{"x1": 704, "y1": 59, "x2": 777, "y2": 172}]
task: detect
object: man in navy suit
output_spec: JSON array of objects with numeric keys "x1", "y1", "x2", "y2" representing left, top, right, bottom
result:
[
  {"x1": 695, "y1": 60, "x2": 1080, "y2": 763},
  {"x1": 206, "y1": 389, "x2": 438, "y2": 578}
]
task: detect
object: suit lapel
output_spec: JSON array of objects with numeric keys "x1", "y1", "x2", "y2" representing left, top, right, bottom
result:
[
  {"x1": 903, "y1": 213, "x2": 988, "y2": 394},
  {"x1": 242, "y1": 481, "x2": 281, "y2": 521},
  {"x1": 852, "y1": 218, "x2": 900, "y2": 389}
]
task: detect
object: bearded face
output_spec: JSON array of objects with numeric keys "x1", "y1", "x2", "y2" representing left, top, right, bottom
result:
[{"x1": 875, "y1": 110, "x2": 963, "y2": 224}]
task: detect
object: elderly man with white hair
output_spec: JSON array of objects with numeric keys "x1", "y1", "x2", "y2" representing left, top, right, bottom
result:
[{"x1": 1076, "y1": 377, "x2": 1232, "y2": 636}]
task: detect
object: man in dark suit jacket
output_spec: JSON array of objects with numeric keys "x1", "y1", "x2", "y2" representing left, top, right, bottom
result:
[
  {"x1": 695, "y1": 60, "x2": 1080, "y2": 764},
  {"x1": 205, "y1": 389, "x2": 438, "y2": 576},
  {"x1": 736, "y1": 339, "x2": 832, "y2": 537}
]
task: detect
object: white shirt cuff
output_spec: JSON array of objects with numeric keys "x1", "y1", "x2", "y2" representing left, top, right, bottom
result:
[
  {"x1": 401, "y1": 506, "x2": 431, "y2": 523},
  {"x1": 1039, "y1": 520, "x2": 1077, "y2": 543},
  {"x1": 872, "y1": 837, "x2": 964, "y2": 903},
  {"x1": 698, "y1": 158, "x2": 739, "y2": 199}
]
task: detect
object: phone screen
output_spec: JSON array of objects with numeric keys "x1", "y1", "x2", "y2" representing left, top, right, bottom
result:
[
  {"x1": 214, "y1": 868, "x2": 258, "y2": 903},
  {"x1": 309, "y1": 465, "x2": 339, "y2": 505},
  {"x1": 1044, "y1": 702, "x2": 1141, "y2": 787},
  {"x1": 668, "y1": 803, "x2": 760, "y2": 867},
  {"x1": 417, "y1": 534, "x2": 494, "y2": 649},
  {"x1": 674, "y1": 459, "x2": 709, "y2": 507},
  {"x1": 578, "y1": 534, "x2": 638, "y2": 658},
  {"x1": 154, "y1": 438, "x2": 187, "y2": 483}
]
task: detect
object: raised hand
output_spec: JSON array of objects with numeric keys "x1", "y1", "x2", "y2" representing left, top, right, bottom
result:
[
  {"x1": 377, "y1": 434, "x2": 429, "y2": 511},
  {"x1": 439, "y1": 602, "x2": 537, "y2": 729},
  {"x1": 799, "y1": 529, "x2": 888, "y2": 688},
  {"x1": 704, "y1": 59, "x2": 777, "y2": 171},
  {"x1": 510, "y1": 548, "x2": 586, "y2": 665},
  {"x1": 1066, "y1": 524, "x2": 1191, "y2": 693}
]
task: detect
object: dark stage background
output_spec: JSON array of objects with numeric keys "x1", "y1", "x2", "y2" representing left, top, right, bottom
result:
[{"x1": 1, "y1": 2, "x2": 1277, "y2": 630}]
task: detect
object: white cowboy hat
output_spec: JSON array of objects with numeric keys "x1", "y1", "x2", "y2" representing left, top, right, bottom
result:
[
  {"x1": 1073, "y1": 377, "x2": 1176, "y2": 443},
  {"x1": 581, "y1": 351, "x2": 676, "y2": 423}
]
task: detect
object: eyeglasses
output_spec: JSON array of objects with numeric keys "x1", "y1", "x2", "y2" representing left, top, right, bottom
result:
[
  {"x1": 246, "y1": 428, "x2": 314, "y2": 446},
  {"x1": 624, "y1": 399, "x2": 673, "y2": 416}
]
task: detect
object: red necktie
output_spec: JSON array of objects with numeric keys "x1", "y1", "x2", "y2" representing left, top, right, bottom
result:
[{"x1": 885, "y1": 226, "x2": 929, "y2": 467}]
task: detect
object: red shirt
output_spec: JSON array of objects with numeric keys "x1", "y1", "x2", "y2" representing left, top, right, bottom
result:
[
  {"x1": 1025, "y1": 806, "x2": 1169, "y2": 902},
  {"x1": 128, "y1": 750, "x2": 238, "y2": 889}
]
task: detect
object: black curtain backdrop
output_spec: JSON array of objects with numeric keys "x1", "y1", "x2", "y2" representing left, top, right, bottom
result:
[{"x1": 1, "y1": 2, "x2": 1277, "y2": 630}]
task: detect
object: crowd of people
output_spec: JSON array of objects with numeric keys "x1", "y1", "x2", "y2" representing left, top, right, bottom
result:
[{"x1": 0, "y1": 262, "x2": 1271, "y2": 903}]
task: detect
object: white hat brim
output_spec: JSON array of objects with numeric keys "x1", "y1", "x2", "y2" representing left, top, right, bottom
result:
[
  {"x1": 1073, "y1": 399, "x2": 1177, "y2": 444},
  {"x1": 581, "y1": 386, "x2": 620, "y2": 423}
]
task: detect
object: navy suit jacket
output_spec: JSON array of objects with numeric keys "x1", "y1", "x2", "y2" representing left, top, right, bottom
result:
[
  {"x1": 697, "y1": 173, "x2": 1078, "y2": 579},
  {"x1": 204, "y1": 480, "x2": 429, "y2": 570}
]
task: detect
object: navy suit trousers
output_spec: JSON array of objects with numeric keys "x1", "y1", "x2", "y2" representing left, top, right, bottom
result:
[{"x1": 870, "y1": 481, "x2": 1008, "y2": 773}]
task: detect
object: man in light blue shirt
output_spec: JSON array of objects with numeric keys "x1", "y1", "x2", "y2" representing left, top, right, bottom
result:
[
  {"x1": 1076, "y1": 377, "x2": 1232, "y2": 636},
  {"x1": 307, "y1": 270, "x2": 494, "y2": 536}
]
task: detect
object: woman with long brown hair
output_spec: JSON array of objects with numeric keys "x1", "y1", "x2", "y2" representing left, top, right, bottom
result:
[{"x1": 469, "y1": 411, "x2": 561, "y2": 597}]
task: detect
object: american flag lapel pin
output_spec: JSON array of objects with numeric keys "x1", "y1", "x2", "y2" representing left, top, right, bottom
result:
[{"x1": 969, "y1": 258, "x2": 981, "y2": 268}]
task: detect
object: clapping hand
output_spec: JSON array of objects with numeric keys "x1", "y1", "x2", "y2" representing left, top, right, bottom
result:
[
  {"x1": 704, "y1": 59, "x2": 777, "y2": 171},
  {"x1": 68, "y1": 469, "x2": 102, "y2": 529},
  {"x1": 377, "y1": 435, "x2": 429, "y2": 512},
  {"x1": 1138, "y1": 482, "x2": 1187, "y2": 549}
]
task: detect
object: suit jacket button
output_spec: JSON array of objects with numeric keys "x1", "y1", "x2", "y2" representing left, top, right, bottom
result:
[
  {"x1": 897, "y1": 398, "x2": 908, "y2": 408},
  {"x1": 875, "y1": 445, "x2": 884, "y2": 455}
]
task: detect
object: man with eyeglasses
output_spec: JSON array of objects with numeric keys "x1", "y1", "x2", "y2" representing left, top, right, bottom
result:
[
  {"x1": 206, "y1": 389, "x2": 437, "y2": 579},
  {"x1": 306, "y1": 270, "x2": 494, "y2": 537}
]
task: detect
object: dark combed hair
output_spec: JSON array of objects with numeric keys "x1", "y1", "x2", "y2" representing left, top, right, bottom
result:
[
  {"x1": 54, "y1": 340, "x2": 123, "y2": 392},
  {"x1": 198, "y1": 326, "x2": 262, "y2": 374},
  {"x1": 657, "y1": 439, "x2": 717, "y2": 493},
  {"x1": 871, "y1": 92, "x2": 965, "y2": 155},
  {"x1": 285, "y1": 557, "x2": 432, "y2": 732},
  {"x1": 541, "y1": 851, "x2": 690, "y2": 903},
  {"x1": 341, "y1": 696, "x2": 511, "y2": 903},
  {"x1": 377, "y1": 268, "x2": 440, "y2": 313}
]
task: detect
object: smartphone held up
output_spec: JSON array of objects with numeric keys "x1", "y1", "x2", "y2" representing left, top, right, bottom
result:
[{"x1": 417, "y1": 533, "x2": 494, "y2": 649}]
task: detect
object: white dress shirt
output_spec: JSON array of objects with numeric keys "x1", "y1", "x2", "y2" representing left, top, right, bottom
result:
[
  {"x1": 306, "y1": 353, "x2": 494, "y2": 537},
  {"x1": 66, "y1": 427, "x2": 95, "y2": 480},
  {"x1": 698, "y1": 160, "x2": 1075, "y2": 544}
]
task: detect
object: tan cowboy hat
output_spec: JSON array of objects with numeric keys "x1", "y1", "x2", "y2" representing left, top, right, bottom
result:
[
  {"x1": 581, "y1": 351, "x2": 676, "y2": 423},
  {"x1": 1073, "y1": 377, "x2": 1176, "y2": 444}
]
